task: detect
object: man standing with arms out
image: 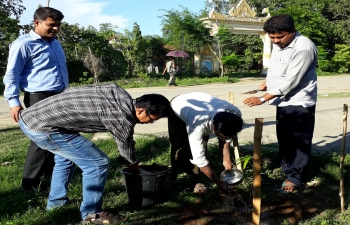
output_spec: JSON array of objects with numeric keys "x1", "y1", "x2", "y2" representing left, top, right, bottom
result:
[
  {"x1": 243, "y1": 14, "x2": 317, "y2": 193},
  {"x1": 18, "y1": 84, "x2": 171, "y2": 224},
  {"x1": 3, "y1": 7, "x2": 68, "y2": 191},
  {"x1": 167, "y1": 92, "x2": 243, "y2": 193}
]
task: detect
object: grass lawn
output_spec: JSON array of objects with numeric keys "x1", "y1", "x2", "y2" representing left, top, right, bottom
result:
[
  {"x1": 318, "y1": 92, "x2": 350, "y2": 99},
  {"x1": 1, "y1": 126, "x2": 350, "y2": 225}
]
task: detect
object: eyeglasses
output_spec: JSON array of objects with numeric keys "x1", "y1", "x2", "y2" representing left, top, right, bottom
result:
[{"x1": 146, "y1": 110, "x2": 156, "y2": 124}]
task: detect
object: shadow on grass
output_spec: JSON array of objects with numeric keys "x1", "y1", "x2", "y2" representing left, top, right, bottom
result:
[{"x1": 0, "y1": 126, "x2": 20, "y2": 133}]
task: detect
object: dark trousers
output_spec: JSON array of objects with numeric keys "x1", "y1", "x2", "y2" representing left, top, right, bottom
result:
[
  {"x1": 21, "y1": 92, "x2": 59, "y2": 189},
  {"x1": 276, "y1": 105, "x2": 316, "y2": 185},
  {"x1": 167, "y1": 109, "x2": 209, "y2": 184}
]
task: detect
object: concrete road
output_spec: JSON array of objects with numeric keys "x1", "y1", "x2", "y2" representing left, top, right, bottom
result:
[{"x1": 1, "y1": 75, "x2": 349, "y2": 152}]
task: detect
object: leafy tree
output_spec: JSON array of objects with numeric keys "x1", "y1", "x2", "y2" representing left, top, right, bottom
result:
[
  {"x1": 59, "y1": 22, "x2": 126, "y2": 82},
  {"x1": 142, "y1": 35, "x2": 168, "y2": 72},
  {"x1": 322, "y1": 0, "x2": 350, "y2": 46},
  {"x1": 81, "y1": 28, "x2": 126, "y2": 81},
  {"x1": 131, "y1": 23, "x2": 145, "y2": 75},
  {"x1": 0, "y1": 0, "x2": 25, "y2": 75},
  {"x1": 204, "y1": 0, "x2": 236, "y2": 14},
  {"x1": 333, "y1": 44, "x2": 350, "y2": 73},
  {"x1": 209, "y1": 25, "x2": 233, "y2": 76},
  {"x1": 317, "y1": 46, "x2": 334, "y2": 73},
  {"x1": 160, "y1": 6, "x2": 212, "y2": 54},
  {"x1": 114, "y1": 23, "x2": 146, "y2": 76},
  {"x1": 59, "y1": 22, "x2": 86, "y2": 59},
  {"x1": 58, "y1": 22, "x2": 88, "y2": 82},
  {"x1": 221, "y1": 53, "x2": 241, "y2": 73}
]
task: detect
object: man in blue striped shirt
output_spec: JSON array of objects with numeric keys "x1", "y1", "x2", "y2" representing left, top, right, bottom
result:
[{"x1": 3, "y1": 7, "x2": 69, "y2": 191}]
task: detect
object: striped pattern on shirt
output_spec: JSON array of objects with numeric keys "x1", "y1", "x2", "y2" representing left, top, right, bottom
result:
[{"x1": 20, "y1": 84, "x2": 138, "y2": 164}]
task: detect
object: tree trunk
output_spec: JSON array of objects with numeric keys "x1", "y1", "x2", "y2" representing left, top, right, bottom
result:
[
  {"x1": 88, "y1": 46, "x2": 99, "y2": 83},
  {"x1": 207, "y1": 43, "x2": 224, "y2": 77},
  {"x1": 217, "y1": 40, "x2": 224, "y2": 77},
  {"x1": 128, "y1": 60, "x2": 132, "y2": 76}
]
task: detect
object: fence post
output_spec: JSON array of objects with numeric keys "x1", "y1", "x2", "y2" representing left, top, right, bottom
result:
[
  {"x1": 252, "y1": 118, "x2": 263, "y2": 225},
  {"x1": 339, "y1": 104, "x2": 348, "y2": 213}
]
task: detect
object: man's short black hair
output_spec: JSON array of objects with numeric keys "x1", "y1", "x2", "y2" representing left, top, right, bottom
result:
[
  {"x1": 135, "y1": 94, "x2": 171, "y2": 117},
  {"x1": 213, "y1": 112, "x2": 243, "y2": 137},
  {"x1": 263, "y1": 14, "x2": 295, "y2": 33},
  {"x1": 34, "y1": 7, "x2": 64, "y2": 21}
]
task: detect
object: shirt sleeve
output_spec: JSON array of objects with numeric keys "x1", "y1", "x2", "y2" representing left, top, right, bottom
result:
[
  {"x1": 3, "y1": 42, "x2": 29, "y2": 107},
  {"x1": 188, "y1": 125, "x2": 209, "y2": 168},
  {"x1": 100, "y1": 94, "x2": 138, "y2": 165},
  {"x1": 268, "y1": 50, "x2": 316, "y2": 97},
  {"x1": 113, "y1": 135, "x2": 138, "y2": 165}
]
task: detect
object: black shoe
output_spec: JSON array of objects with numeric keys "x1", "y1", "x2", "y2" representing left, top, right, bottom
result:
[{"x1": 19, "y1": 186, "x2": 38, "y2": 192}]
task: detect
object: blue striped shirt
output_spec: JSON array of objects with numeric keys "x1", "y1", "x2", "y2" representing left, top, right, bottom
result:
[{"x1": 3, "y1": 30, "x2": 69, "y2": 107}]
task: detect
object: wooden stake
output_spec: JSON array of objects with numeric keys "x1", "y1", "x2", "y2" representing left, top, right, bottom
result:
[
  {"x1": 229, "y1": 92, "x2": 234, "y2": 105},
  {"x1": 339, "y1": 104, "x2": 348, "y2": 213},
  {"x1": 232, "y1": 136, "x2": 242, "y2": 171},
  {"x1": 228, "y1": 92, "x2": 241, "y2": 170},
  {"x1": 252, "y1": 118, "x2": 263, "y2": 225}
]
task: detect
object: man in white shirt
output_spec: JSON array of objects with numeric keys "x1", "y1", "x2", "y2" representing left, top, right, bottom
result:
[
  {"x1": 243, "y1": 14, "x2": 317, "y2": 193},
  {"x1": 168, "y1": 92, "x2": 243, "y2": 193}
]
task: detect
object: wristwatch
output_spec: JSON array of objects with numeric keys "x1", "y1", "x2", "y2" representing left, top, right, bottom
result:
[{"x1": 259, "y1": 97, "x2": 266, "y2": 103}]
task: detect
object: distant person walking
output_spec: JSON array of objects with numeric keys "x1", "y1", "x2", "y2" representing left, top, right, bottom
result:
[
  {"x1": 162, "y1": 58, "x2": 177, "y2": 87},
  {"x1": 243, "y1": 14, "x2": 317, "y2": 193},
  {"x1": 3, "y1": 7, "x2": 69, "y2": 191}
]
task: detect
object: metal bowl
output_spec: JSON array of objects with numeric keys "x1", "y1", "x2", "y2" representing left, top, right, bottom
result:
[{"x1": 220, "y1": 168, "x2": 244, "y2": 186}]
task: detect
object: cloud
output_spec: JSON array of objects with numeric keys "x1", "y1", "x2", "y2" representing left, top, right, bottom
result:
[{"x1": 20, "y1": 0, "x2": 128, "y2": 31}]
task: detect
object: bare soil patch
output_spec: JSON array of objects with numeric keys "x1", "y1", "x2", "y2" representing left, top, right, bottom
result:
[{"x1": 165, "y1": 184, "x2": 337, "y2": 225}]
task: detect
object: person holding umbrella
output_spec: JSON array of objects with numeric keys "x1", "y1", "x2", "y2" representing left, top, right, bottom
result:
[{"x1": 162, "y1": 57, "x2": 177, "y2": 87}]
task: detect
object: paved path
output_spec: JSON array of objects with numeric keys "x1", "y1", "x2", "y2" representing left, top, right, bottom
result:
[{"x1": 1, "y1": 75, "x2": 349, "y2": 152}]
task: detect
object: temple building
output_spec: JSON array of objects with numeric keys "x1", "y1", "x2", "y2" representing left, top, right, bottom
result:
[{"x1": 197, "y1": 0, "x2": 271, "y2": 75}]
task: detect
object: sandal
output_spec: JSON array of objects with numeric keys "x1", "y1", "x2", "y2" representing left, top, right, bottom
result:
[
  {"x1": 281, "y1": 180, "x2": 299, "y2": 193},
  {"x1": 82, "y1": 211, "x2": 127, "y2": 224}
]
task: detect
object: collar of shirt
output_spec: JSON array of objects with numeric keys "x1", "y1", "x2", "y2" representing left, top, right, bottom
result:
[
  {"x1": 29, "y1": 30, "x2": 56, "y2": 42},
  {"x1": 276, "y1": 32, "x2": 301, "y2": 51}
]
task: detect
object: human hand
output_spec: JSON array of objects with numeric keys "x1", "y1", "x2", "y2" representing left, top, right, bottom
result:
[
  {"x1": 127, "y1": 163, "x2": 139, "y2": 172},
  {"x1": 223, "y1": 160, "x2": 233, "y2": 171},
  {"x1": 259, "y1": 81, "x2": 267, "y2": 91},
  {"x1": 218, "y1": 180, "x2": 228, "y2": 193},
  {"x1": 243, "y1": 97, "x2": 263, "y2": 107},
  {"x1": 10, "y1": 106, "x2": 23, "y2": 123}
]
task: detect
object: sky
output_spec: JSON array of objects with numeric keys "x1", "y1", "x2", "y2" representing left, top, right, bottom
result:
[{"x1": 19, "y1": 0, "x2": 208, "y2": 36}]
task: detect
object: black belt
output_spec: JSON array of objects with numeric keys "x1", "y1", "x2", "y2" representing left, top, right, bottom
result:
[{"x1": 24, "y1": 91, "x2": 61, "y2": 95}]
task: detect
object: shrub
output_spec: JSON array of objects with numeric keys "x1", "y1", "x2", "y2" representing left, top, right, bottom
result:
[{"x1": 333, "y1": 44, "x2": 350, "y2": 73}]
